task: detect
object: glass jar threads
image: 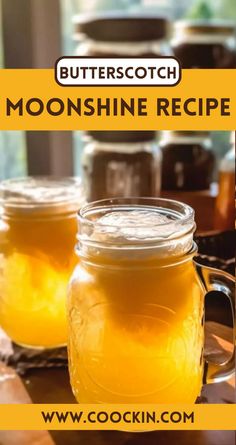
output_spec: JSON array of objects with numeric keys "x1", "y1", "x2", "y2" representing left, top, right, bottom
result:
[
  {"x1": 74, "y1": 13, "x2": 171, "y2": 57},
  {"x1": 160, "y1": 131, "x2": 215, "y2": 191},
  {"x1": 82, "y1": 131, "x2": 161, "y2": 201},
  {"x1": 172, "y1": 21, "x2": 236, "y2": 68},
  {"x1": 0, "y1": 177, "x2": 84, "y2": 348}
]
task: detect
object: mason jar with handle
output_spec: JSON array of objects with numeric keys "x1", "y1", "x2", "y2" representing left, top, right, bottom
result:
[{"x1": 67, "y1": 198, "x2": 235, "y2": 403}]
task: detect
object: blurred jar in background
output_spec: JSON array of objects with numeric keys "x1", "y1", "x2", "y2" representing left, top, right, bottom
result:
[
  {"x1": 172, "y1": 21, "x2": 236, "y2": 68},
  {"x1": 73, "y1": 13, "x2": 171, "y2": 57},
  {"x1": 215, "y1": 132, "x2": 235, "y2": 231},
  {"x1": 82, "y1": 131, "x2": 161, "y2": 201},
  {"x1": 160, "y1": 131, "x2": 215, "y2": 191},
  {"x1": 0, "y1": 177, "x2": 84, "y2": 348}
]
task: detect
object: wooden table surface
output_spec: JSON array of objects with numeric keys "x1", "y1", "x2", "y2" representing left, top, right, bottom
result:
[
  {"x1": 0, "y1": 321, "x2": 235, "y2": 445},
  {"x1": 26, "y1": 369, "x2": 235, "y2": 445},
  {"x1": 1, "y1": 365, "x2": 234, "y2": 445}
]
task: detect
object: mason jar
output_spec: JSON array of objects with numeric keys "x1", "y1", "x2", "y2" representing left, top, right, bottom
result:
[
  {"x1": 215, "y1": 132, "x2": 235, "y2": 230},
  {"x1": 74, "y1": 13, "x2": 171, "y2": 57},
  {"x1": 0, "y1": 177, "x2": 84, "y2": 348},
  {"x1": 160, "y1": 131, "x2": 215, "y2": 191},
  {"x1": 67, "y1": 198, "x2": 235, "y2": 403},
  {"x1": 172, "y1": 21, "x2": 236, "y2": 68},
  {"x1": 82, "y1": 131, "x2": 161, "y2": 201}
]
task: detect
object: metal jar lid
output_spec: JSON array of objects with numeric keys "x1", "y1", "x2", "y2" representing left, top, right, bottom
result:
[
  {"x1": 85, "y1": 131, "x2": 157, "y2": 143},
  {"x1": 74, "y1": 12, "x2": 169, "y2": 42},
  {"x1": 174, "y1": 20, "x2": 236, "y2": 37}
]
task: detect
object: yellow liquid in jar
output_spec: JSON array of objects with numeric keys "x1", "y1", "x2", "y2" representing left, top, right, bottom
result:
[
  {"x1": 0, "y1": 213, "x2": 77, "y2": 348},
  {"x1": 68, "y1": 254, "x2": 204, "y2": 403}
]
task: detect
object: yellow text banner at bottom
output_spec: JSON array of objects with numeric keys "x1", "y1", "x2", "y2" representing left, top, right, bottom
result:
[
  {"x1": 0, "y1": 404, "x2": 235, "y2": 431},
  {"x1": 0, "y1": 69, "x2": 235, "y2": 130}
]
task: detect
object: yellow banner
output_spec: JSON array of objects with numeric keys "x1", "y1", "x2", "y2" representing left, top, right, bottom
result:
[
  {"x1": 0, "y1": 404, "x2": 235, "y2": 431},
  {"x1": 0, "y1": 69, "x2": 235, "y2": 130}
]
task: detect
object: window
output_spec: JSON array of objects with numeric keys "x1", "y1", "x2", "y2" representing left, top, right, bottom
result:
[
  {"x1": 0, "y1": 0, "x2": 27, "y2": 180},
  {"x1": 0, "y1": 0, "x2": 73, "y2": 179},
  {"x1": 0, "y1": 132, "x2": 27, "y2": 180}
]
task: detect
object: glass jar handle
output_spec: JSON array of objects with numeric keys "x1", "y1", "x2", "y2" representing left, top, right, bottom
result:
[{"x1": 194, "y1": 262, "x2": 235, "y2": 384}]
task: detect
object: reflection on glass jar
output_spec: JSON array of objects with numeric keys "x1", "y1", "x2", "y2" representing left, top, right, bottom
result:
[
  {"x1": 74, "y1": 13, "x2": 171, "y2": 57},
  {"x1": 172, "y1": 21, "x2": 236, "y2": 68},
  {"x1": 0, "y1": 177, "x2": 84, "y2": 348},
  {"x1": 160, "y1": 131, "x2": 215, "y2": 191},
  {"x1": 82, "y1": 131, "x2": 161, "y2": 201}
]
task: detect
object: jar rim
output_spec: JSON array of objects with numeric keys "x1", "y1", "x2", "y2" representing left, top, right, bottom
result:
[
  {"x1": 78, "y1": 197, "x2": 194, "y2": 236},
  {"x1": 0, "y1": 176, "x2": 84, "y2": 215},
  {"x1": 77, "y1": 198, "x2": 195, "y2": 260}
]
